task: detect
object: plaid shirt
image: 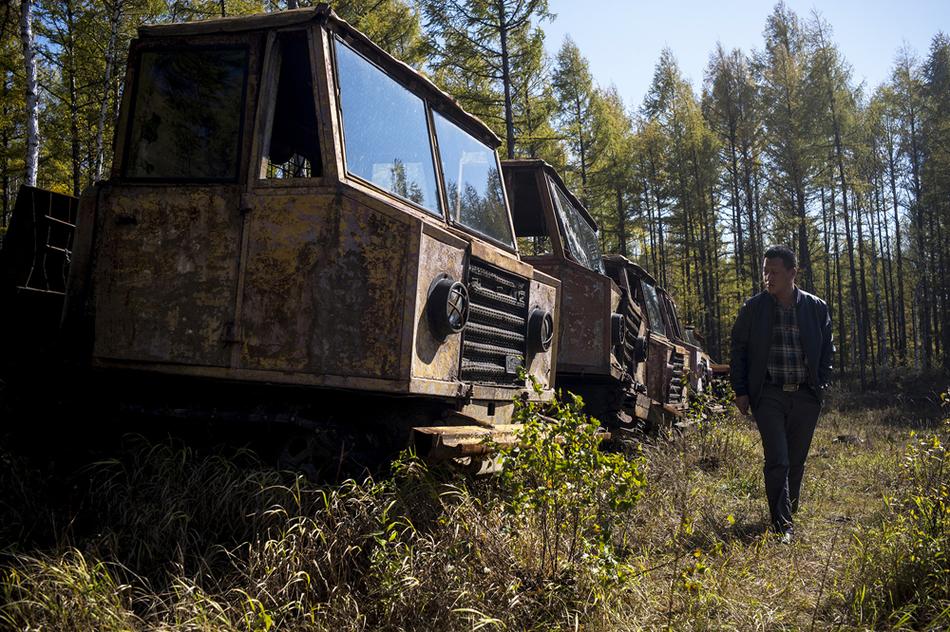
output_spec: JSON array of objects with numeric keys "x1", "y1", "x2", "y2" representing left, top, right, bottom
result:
[{"x1": 766, "y1": 290, "x2": 809, "y2": 386}]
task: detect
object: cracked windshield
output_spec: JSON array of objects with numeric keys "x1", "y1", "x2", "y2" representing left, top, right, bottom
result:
[{"x1": 551, "y1": 180, "x2": 603, "y2": 273}]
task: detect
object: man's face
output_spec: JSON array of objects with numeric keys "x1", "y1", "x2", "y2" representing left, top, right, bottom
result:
[{"x1": 763, "y1": 257, "x2": 796, "y2": 296}]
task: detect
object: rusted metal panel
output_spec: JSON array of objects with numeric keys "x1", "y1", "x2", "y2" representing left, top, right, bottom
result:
[
  {"x1": 412, "y1": 423, "x2": 521, "y2": 461},
  {"x1": 91, "y1": 186, "x2": 242, "y2": 367},
  {"x1": 411, "y1": 224, "x2": 466, "y2": 382},
  {"x1": 239, "y1": 189, "x2": 413, "y2": 380},
  {"x1": 526, "y1": 273, "x2": 558, "y2": 388},
  {"x1": 537, "y1": 258, "x2": 614, "y2": 376}
]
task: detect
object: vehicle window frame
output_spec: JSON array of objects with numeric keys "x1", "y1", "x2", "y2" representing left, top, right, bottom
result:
[
  {"x1": 251, "y1": 27, "x2": 330, "y2": 188},
  {"x1": 663, "y1": 294, "x2": 684, "y2": 341},
  {"x1": 331, "y1": 35, "x2": 444, "y2": 218},
  {"x1": 121, "y1": 43, "x2": 251, "y2": 184},
  {"x1": 641, "y1": 280, "x2": 667, "y2": 338},
  {"x1": 433, "y1": 109, "x2": 517, "y2": 251},
  {"x1": 548, "y1": 175, "x2": 604, "y2": 273}
]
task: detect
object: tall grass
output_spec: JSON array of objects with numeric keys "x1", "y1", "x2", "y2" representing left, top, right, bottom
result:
[{"x1": 0, "y1": 379, "x2": 947, "y2": 630}]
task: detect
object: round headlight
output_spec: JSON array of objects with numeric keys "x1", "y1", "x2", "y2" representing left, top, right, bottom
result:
[
  {"x1": 610, "y1": 313, "x2": 626, "y2": 347},
  {"x1": 528, "y1": 308, "x2": 554, "y2": 354},
  {"x1": 427, "y1": 274, "x2": 469, "y2": 339}
]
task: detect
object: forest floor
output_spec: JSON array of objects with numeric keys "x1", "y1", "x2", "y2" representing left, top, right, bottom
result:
[{"x1": 0, "y1": 371, "x2": 947, "y2": 631}]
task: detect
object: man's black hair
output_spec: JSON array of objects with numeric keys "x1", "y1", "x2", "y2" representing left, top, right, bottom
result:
[{"x1": 764, "y1": 245, "x2": 796, "y2": 270}]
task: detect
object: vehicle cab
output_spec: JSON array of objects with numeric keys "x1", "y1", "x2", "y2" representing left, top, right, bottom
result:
[
  {"x1": 503, "y1": 160, "x2": 651, "y2": 427},
  {"x1": 603, "y1": 256, "x2": 690, "y2": 421},
  {"x1": 64, "y1": 5, "x2": 559, "y2": 437}
]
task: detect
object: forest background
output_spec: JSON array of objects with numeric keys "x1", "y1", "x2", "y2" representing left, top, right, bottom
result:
[{"x1": 1, "y1": 0, "x2": 948, "y2": 385}]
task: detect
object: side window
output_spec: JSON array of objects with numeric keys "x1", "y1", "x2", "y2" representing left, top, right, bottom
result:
[
  {"x1": 335, "y1": 38, "x2": 441, "y2": 215},
  {"x1": 550, "y1": 179, "x2": 604, "y2": 273},
  {"x1": 641, "y1": 280, "x2": 667, "y2": 338},
  {"x1": 124, "y1": 47, "x2": 248, "y2": 180},
  {"x1": 508, "y1": 169, "x2": 552, "y2": 255},
  {"x1": 262, "y1": 31, "x2": 322, "y2": 179}
]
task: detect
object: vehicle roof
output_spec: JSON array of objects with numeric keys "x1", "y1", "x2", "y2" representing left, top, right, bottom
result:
[
  {"x1": 603, "y1": 254, "x2": 659, "y2": 287},
  {"x1": 501, "y1": 159, "x2": 598, "y2": 231},
  {"x1": 137, "y1": 3, "x2": 501, "y2": 147}
]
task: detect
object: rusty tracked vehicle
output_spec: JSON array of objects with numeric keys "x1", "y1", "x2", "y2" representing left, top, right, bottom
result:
[
  {"x1": 503, "y1": 160, "x2": 655, "y2": 432},
  {"x1": 3, "y1": 6, "x2": 563, "y2": 469},
  {"x1": 603, "y1": 256, "x2": 706, "y2": 420},
  {"x1": 503, "y1": 161, "x2": 725, "y2": 432}
]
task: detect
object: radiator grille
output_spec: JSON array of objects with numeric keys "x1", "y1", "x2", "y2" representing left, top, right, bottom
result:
[
  {"x1": 616, "y1": 289, "x2": 643, "y2": 375},
  {"x1": 460, "y1": 259, "x2": 528, "y2": 385},
  {"x1": 668, "y1": 350, "x2": 686, "y2": 404}
]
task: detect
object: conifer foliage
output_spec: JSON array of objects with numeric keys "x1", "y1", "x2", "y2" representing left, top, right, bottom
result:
[{"x1": 0, "y1": 1, "x2": 947, "y2": 375}]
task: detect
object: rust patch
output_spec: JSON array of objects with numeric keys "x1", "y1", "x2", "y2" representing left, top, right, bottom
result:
[
  {"x1": 239, "y1": 190, "x2": 410, "y2": 379},
  {"x1": 92, "y1": 186, "x2": 241, "y2": 367},
  {"x1": 411, "y1": 228, "x2": 465, "y2": 381}
]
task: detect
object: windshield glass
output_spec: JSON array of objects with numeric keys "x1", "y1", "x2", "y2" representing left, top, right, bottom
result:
[
  {"x1": 550, "y1": 179, "x2": 603, "y2": 273},
  {"x1": 663, "y1": 295, "x2": 684, "y2": 339},
  {"x1": 125, "y1": 47, "x2": 248, "y2": 180},
  {"x1": 433, "y1": 112, "x2": 513, "y2": 247},
  {"x1": 641, "y1": 281, "x2": 667, "y2": 337},
  {"x1": 335, "y1": 39, "x2": 440, "y2": 215}
]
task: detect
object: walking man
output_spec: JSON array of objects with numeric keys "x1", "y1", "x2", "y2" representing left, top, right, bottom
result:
[{"x1": 730, "y1": 245, "x2": 833, "y2": 543}]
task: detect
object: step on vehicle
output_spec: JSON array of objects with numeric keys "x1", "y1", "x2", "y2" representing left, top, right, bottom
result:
[
  {"x1": 2, "y1": 5, "x2": 562, "y2": 474},
  {"x1": 502, "y1": 160, "x2": 652, "y2": 433}
]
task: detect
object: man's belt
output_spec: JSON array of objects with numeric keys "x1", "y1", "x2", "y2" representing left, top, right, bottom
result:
[{"x1": 781, "y1": 383, "x2": 800, "y2": 392}]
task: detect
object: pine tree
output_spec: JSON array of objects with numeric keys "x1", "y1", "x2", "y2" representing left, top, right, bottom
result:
[{"x1": 421, "y1": 0, "x2": 550, "y2": 158}]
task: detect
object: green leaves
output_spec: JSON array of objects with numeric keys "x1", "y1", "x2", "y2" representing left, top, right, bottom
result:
[{"x1": 499, "y1": 380, "x2": 647, "y2": 581}]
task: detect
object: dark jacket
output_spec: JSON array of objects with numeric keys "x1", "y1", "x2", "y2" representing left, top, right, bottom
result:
[{"x1": 730, "y1": 288, "x2": 833, "y2": 407}]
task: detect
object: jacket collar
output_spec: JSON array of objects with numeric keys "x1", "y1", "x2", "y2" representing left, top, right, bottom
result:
[{"x1": 767, "y1": 286, "x2": 800, "y2": 307}]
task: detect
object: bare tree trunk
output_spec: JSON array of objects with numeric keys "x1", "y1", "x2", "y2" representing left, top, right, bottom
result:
[
  {"x1": 94, "y1": 0, "x2": 123, "y2": 182},
  {"x1": 616, "y1": 187, "x2": 627, "y2": 256},
  {"x1": 821, "y1": 186, "x2": 831, "y2": 300},
  {"x1": 20, "y1": 0, "x2": 40, "y2": 187},
  {"x1": 907, "y1": 112, "x2": 931, "y2": 368},
  {"x1": 830, "y1": 178, "x2": 846, "y2": 381},
  {"x1": 1, "y1": 72, "x2": 9, "y2": 227},
  {"x1": 742, "y1": 144, "x2": 759, "y2": 294},
  {"x1": 886, "y1": 131, "x2": 907, "y2": 362},
  {"x1": 874, "y1": 173, "x2": 895, "y2": 365},
  {"x1": 496, "y1": 1, "x2": 515, "y2": 159},
  {"x1": 63, "y1": 0, "x2": 82, "y2": 197}
]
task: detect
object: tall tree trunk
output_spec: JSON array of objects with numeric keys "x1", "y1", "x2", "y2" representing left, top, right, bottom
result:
[
  {"x1": 496, "y1": 1, "x2": 515, "y2": 159},
  {"x1": 875, "y1": 173, "x2": 896, "y2": 364},
  {"x1": 573, "y1": 91, "x2": 588, "y2": 193},
  {"x1": 907, "y1": 111, "x2": 931, "y2": 368},
  {"x1": 886, "y1": 137, "x2": 907, "y2": 363},
  {"x1": 830, "y1": 178, "x2": 846, "y2": 381},
  {"x1": 742, "y1": 144, "x2": 759, "y2": 294},
  {"x1": 727, "y1": 127, "x2": 744, "y2": 305},
  {"x1": 64, "y1": 0, "x2": 81, "y2": 197},
  {"x1": 616, "y1": 187, "x2": 627, "y2": 256},
  {"x1": 20, "y1": 0, "x2": 39, "y2": 187},
  {"x1": 94, "y1": 0, "x2": 123, "y2": 182},
  {"x1": 1, "y1": 73, "x2": 8, "y2": 227}
]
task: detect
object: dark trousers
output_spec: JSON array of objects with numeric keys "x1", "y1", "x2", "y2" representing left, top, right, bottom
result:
[{"x1": 752, "y1": 384, "x2": 822, "y2": 532}]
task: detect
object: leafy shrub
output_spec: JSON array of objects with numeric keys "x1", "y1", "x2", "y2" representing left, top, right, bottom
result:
[{"x1": 500, "y1": 380, "x2": 647, "y2": 583}]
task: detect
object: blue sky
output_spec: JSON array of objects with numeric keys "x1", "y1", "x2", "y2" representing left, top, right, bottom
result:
[{"x1": 542, "y1": 0, "x2": 949, "y2": 109}]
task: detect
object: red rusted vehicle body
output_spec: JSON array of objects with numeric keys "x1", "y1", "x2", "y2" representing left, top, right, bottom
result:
[{"x1": 503, "y1": 160, "x2": 652, "y2": 432}]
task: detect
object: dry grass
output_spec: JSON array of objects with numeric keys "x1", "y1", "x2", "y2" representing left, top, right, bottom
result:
[{"x1": 0, "y1": 377, "x2": 947, "y2": 631}]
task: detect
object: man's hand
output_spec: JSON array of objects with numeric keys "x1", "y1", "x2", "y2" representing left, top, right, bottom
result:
[{"x1": 735, "y1": 394, "x2": 750, "y2": 416}]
